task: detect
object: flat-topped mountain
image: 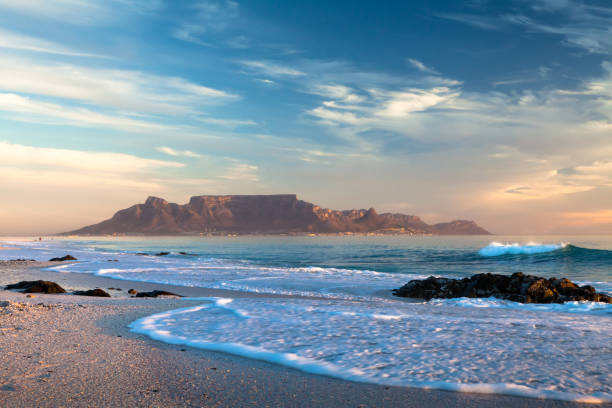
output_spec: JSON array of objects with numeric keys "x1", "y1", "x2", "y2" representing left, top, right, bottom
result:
[{"x1": 61, "y1": 194, "x2": 491, "y2": 236}]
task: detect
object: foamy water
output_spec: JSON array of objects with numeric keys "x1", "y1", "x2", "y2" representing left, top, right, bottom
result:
[
  {"x1": 478, "y1": 242, "x2": 568, "y2": 256},
  {"x1": 130, "y1": 297, "x2": 612, "y2": 403},
  {"x1": 2, "y1": 236, "x2": 612, "y2": 402}
]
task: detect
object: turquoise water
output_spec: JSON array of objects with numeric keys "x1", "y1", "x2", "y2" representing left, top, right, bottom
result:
[{"x1": 2, "y1": 235, "x2": 611, "y2": 402}]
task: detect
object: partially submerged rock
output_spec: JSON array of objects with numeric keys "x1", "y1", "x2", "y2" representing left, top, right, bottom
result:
[
  {"x1": 73, "y1": 289, "x2": 111, "y2": 297},
  {"x1": 154, "y1": 252, "x2": 170, "y2": 256},
  {"x1": 5, "y1": 280, "x2": 66, "y2": 294},
  {"x1": 134, "y1": 290, "x2": 183, "y2": 298},
  {"x1": 392, "y1": 272, "x2": 612, "y2": 304},
  {"x1": 49, "y1": 255, "x2": 77, "y2": 262}
]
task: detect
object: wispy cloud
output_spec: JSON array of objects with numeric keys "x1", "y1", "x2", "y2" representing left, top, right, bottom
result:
[
  {"x1": 406, "y1": 58, "x2": 439, "y2": 74},
  {"x1": 0, "y1": 140, "x2": 184, "y2": 173},
  {"x1": 172, "y1": 0, "x2": 239, "y2": 46},
  {"x1": 0, "y1": 28, "x2": 106, "y2": 57},
  {"x1": 0, "y1": 93, "x2": 170, "y2": 132},
  {"x1": 255, "y1": 78, "x2": 276, "y2": 86},
  {"x1": 502, "y1": 8, "x2": 612, "y2": 55},
  {"x1": 195, "y1": 117, "x2": 257, "y2": 128},
  {"x1": 307, "y1": 86, "x2": 460, "y2": 128},
  {"x1": 0, "y1": 0, "x2": 161, "y2": 25},
  {"x1": 238, "y1": 60, "x2": 306, "y2": 77},
  {"x1": 156, "y1": 146, "x2": 203, "y2": 158},
  {"x1": 0, "y1": 140, "x2": 260, "y2": 207},
  {"x1": 438, "y1": 2, "x2": 612, "y2": 55},
  {"x1": 0, "y1": 56, "x2": 238, "y2": 116},
  {"x1": 309, "y1": 84, "x2": 365, "y2": 103},
  {"x1": 375, "y1": 87, "x2": 459, "y2": 118},
  {"x1": 0, "y1": 0, "x2": 109, "y2": 25},
  {"x1": 498, "y1": 160, "x2": 612, "y2": 200},
  {"x1": 221, "y1": 163, "x2": 259, "y2": 181},
  {"x1": 435, "y1": 12, "x2": 504, "y2": 31}
]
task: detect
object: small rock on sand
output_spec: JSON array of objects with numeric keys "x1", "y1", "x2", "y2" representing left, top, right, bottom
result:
[
  {"x1": 5, "y1": 280, "x2": 66, "y2": 294},
  {"x1": 73, "y1": 289, "x2": 111, "y2": 298},
  {"x1": 135, "y1": 290, "x2": 183, "y2": 298}
]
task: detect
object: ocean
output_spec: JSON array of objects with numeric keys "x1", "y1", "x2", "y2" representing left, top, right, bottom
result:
[{"x1": 1, "y1": 235, "x2": 611, "y2": 402}]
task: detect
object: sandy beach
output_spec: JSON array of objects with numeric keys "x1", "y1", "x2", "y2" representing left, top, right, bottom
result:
[{"x1": 0, "y1": 262, "x2": 608, "y2": 408}]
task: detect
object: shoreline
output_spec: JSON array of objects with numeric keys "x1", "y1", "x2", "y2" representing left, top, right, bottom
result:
[{"x1": 0, "y1": 263, "x2": 608, "y2": 407}]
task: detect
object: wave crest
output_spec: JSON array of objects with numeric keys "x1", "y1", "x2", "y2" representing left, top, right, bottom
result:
[{"x1": 478, "y1": 242, "x2": 567, "y2": 257}]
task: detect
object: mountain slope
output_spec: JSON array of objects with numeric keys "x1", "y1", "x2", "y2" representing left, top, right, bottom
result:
[{"x1": 61, "y1": 194, "x2": 491, "y2": 235}]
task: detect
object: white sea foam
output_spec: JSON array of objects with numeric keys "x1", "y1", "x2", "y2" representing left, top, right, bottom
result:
[
  {"x1": 4, "y1": 238, "x2": 612, "y2": 402},
  {"x1": 479, "y1": 242, "x2": 567, "y2": 256},
  {"x1": 429, "y1": 297, "x2": 612, "y2": 315},
  {"x1": 45, "y1": 254, "x2": 416, "y2": 299},
  {"x1": 130, "y1": 297, "x2": 612, "y2": 403}
]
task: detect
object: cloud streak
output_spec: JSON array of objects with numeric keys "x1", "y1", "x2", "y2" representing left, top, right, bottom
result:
[
  {"x1": 238, "y1": 60, "x2": 306, "y2": 77},
  {"x1": 156, "y1": 146, "x2": 203, "y2": 158},
  {"x1": 0, "y1": 56, "x2": 238, "y2": 116},
  {"x1": 172, "y1": 0, "x2": 239, "y2": 46},
  {"x1": 0, "y1": 93, "x2": 171, "y2": 133},
  {"x1": 0, "y1": 0, "x2": 162, "y2": 25},
  {"x1": 407, "y1": 58, "x2": 439, "y2": 74},
  {"x1": 0, "y1": 28, "x2": 106, "y2": 57},
  {"x1": 0, "y1": 141, "x2": 184, "y2": 173}
]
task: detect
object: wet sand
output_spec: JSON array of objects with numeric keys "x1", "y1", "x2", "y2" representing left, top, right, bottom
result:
[{"x1": 0, "y1": 262, "x2": 608, "y2": 407}]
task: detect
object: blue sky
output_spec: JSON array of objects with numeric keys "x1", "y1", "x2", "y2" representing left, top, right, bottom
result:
[{"x1": 0, "y1": 0, "x2": 611, "y2": 234}]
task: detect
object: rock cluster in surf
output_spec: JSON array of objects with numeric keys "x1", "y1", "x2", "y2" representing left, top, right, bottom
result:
[{"x1": 392, "y1": 272, "x2": 612, "y2": 304}]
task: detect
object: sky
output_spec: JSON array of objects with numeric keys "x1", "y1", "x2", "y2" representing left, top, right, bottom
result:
[{"x1": 0, "y1": 0, "x2": 611, "y2": 235}]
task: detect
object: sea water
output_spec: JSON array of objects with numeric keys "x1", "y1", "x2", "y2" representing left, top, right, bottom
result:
[{"x1": 1, "y1": 235, "x2": 611, "y2": 402}]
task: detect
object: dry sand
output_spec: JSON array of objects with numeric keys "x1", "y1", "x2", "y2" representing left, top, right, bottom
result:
[{"x1": 0, "y1": 262, "x2": 608, "y2": 408}]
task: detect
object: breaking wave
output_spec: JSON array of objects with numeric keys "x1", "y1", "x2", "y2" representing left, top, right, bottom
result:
[{"x1": 478, "y1": 242, "x2": 568, "y2": 256}]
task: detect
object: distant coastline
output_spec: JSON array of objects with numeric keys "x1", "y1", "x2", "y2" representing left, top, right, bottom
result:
[{"x1": 60, "y1": 194, "x2": 491, "y2": 236}]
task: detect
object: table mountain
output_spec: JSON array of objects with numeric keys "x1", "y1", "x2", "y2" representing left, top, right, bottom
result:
[{"x1": 61, "y1": 194, "x2": 490, "y2": 236}]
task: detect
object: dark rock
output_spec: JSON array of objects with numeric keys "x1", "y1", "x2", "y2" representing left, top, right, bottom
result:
[
  {"x1": 6, "y1": 280, "x2": 66, "y2": 294},
  {"x1": 154, "y1": 252, "x2": 170, "y2": 256},
  {"x1": 135, "y1": 290, "x2": 183, "y2": 298},
  {"x1": 74, "y1": 289, "x2": 111, "y2": 297},
  {"x1": 393, "y1": 273, "x2": 612, "y2": 304},
  {"x1": 127, "y1": 289, "x2": 138, "y2": 295},
  {"x1": 49, "y1": 255, "x2": 77, "y2": 262}
]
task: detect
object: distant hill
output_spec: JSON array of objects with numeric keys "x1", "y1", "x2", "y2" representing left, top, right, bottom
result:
[{"x1": 61, "y1": 194, "x2": 491, "y2": 236}]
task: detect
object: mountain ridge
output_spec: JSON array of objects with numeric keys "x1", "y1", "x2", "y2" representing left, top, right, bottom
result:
[{"x1": 61, "y1": 194, "x2": 491, "y2": 236}]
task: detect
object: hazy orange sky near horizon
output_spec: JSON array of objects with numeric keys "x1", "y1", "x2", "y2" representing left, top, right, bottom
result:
[{"x1": 0, "y1": 0, "x2": 611, "y2": 235}]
